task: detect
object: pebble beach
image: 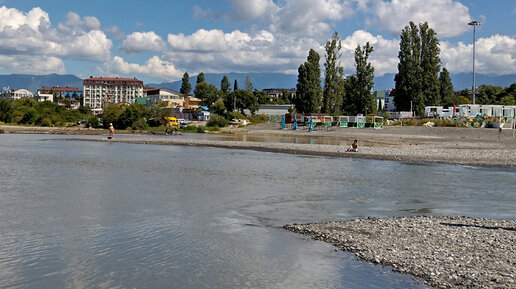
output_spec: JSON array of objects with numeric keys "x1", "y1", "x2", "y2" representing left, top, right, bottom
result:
[{"x1": 284, "y1": 216, "x2": 516, "y2": 289}]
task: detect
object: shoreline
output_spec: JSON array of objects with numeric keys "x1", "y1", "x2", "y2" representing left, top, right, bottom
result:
[
  {"x1": 284, "y1": 216, "x2": 516, "y2": 289},
  {"x1": 2, "y1": 124, "x2": 516, "y2": 167}
]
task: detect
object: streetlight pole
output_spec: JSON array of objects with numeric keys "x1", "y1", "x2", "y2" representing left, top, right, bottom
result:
[{"x1": 468, "y1": 20, "x2": 481, "y2": 105}]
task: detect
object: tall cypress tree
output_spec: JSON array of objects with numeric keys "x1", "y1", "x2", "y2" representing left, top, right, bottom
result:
[
  {"x1": 322, "y1": 32, "x2": 344, "y2": 114},
  {"x1": 394, "y1": 21, "x2": 440, "y2": 116},
  {"x1": 439, "y1": 67, "x2": 454, "y2": 107},
  {"x1": 180, "y1": 72, "x2": 191, "y2": 95},
  {"x1": 233, "y1": 80, "x2": 238, "y2": 91},
  {"x1": 348, "y1": 42, "x2": 375, "y2": 115},
  {"x1": 221, "y1": 75, "x2": 230, "y2": 94},
  {"x1": 196, "y1": 72, "x2": 205, "y2": 84},
  {"x1": 294, "y1": 49, "x2": 322, "y2": 113}
]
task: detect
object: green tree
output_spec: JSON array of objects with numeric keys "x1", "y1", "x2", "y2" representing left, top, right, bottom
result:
[
  {"x1": 194, "y1": 82, "x2": 219, "y2": 107},
  {"x1": 196, "y1": 72, "x2": 205, "y2": 84},
  {"x1": 439, "y1": 67, "x2": 455, "y2": 107},
  {"x1": 102, "y1": 103, "x2": 125, "y2": 128},
  {"x1": 294, "y1": 48, "x2": 322, "y2": 113},
  {"x1": 476, "y1": 85, "x2": 504, "y2": 104},
  {"x1": 221, "y1": 75, "x2": 231, "y2": 94},
  {"x1": 347, "y1": 42, "x2": 375, "y2": 115},
  {"x1": 180, "y1": 72, "x2": 192, "y2": 95},
  {"x1": 322, "y1": 32, "x2": 344, "y2": 114},
  {"x1": 420, "y1": 22, "x2": 441, "y2": 106},
  {"x1": 210, "y1": 98, "x2": 226, "y2": 115},
  {"x1": 227, "y1": 89, "x2": 259, "y2": 115},
  {"x1": 233, "y1": 79, "x2": 238, "y2": 91},
  {"x1": 394, "y1": 21, "x2": 441, "y2": 115}
]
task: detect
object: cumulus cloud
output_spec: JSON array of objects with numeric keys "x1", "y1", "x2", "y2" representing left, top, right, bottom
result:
[
  {"x1": 340, "y1": 30, "x2": 399, "y2": 76},
  {"x1": 105, "y1": 25, "x2": 126, "y2": 40},
  {"x1": 0, "y1": 6, "x2": 111, "y2": 74},
  {"x1": 119, "y1": 31, "x2": 166, "y2": 54},
  {"x1": 165, "y1": 28, "x2": 316, "y2": 74},
  {"x1": 368, "y1": 0, "x2": 471, "y2": 38},
  {"x1": 0, "y1": 55, "x2": 65, "y2": 74},
  {"x1": 441, "y1": 35, "x2": 516, "y2": 75},
  {"x1": 101, "y1": 56, "x2": 182, "y2": 81}
]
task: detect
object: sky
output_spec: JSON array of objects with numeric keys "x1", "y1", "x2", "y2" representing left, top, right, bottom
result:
[{"x1": 0, "y1": 0, "x2": 515, "y2": 84}]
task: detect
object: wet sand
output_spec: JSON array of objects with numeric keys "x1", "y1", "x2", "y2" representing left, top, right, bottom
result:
[{"x1": 2, "y1": 124, "x2": 516, "y2": 167}]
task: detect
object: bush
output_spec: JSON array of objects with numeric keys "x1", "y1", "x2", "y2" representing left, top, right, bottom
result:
[
  {"x1": 249, "y1": 114, "x2": 268, "y2": 124},
  {"x1": 228, "y1": 111, "x2": 246, "y2": 120},
  {"x1": 207, "y1": 114, "x2": 229, "y2": 127},
  {"x1": 131, "y1": 117, "x2": 148, "y2": 130}
]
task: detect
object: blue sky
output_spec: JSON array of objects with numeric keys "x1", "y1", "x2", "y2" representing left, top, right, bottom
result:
[{"x1": 1, "y1": 0, "x2": 515, "y2": 83}]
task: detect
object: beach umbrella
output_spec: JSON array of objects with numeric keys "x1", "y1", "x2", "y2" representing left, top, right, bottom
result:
[
  {"x1": 281, "y1": 115, "x2": 285, "y2": 130},
  {"x1": 293, "y1": 115, "x2": 297, "y2": 130},
  {"x1": 309, "y1": 116, "x2": 313, "y2": 132}
]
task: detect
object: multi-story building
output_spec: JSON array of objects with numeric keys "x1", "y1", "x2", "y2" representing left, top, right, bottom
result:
[
  {"x1": 38, "y1": 86, "x2": 82, "y2": 98},
  {"x1": 83, "y1": 76, "x2": 144, "y2": 114},
  {"x1": 0, "y1": 88, "x2": 33, "y2": 100},
  {"x1": 263, "y1": 88, "x2": 296, "y2": 102},
  {"x1": 147, "y1": 88, "x2": 185, "y2": 109}
]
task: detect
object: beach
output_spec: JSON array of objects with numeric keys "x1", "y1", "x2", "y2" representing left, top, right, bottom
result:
[
  {"x1": 284, "y1": 216, "x2": 516, "y2": 289},
  {"x1": 3, "y1": 123, "x2": 514, "y2": 167}
]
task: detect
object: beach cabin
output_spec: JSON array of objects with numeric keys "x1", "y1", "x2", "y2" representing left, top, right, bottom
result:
[{"x1": 338, "y1": 116, "x2": 350, "y2": 127}]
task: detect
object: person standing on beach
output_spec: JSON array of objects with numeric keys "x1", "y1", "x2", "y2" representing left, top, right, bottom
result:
[{"x1": 108, "y1": 123, "x2": 115, "y2": 139}]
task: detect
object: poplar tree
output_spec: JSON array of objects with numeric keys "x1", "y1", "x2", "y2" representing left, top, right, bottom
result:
[
  {"x1": 221, "y1": 75, "x2": 230, "y2": 94},
  {"x1": 180, "y1": 72, "x2": 191, "y2": 95},
  {"x1": 348, "y1": 42, "x2": 375, "y2": 115},
  {"x1": 394, "y1": 21, "x2": 441, "y2": 116},
  {"x1": 322, "y1": 32, "x2": 344, "y2": 114},
  {"x1": 245, "y1": 76, "x2": 253, "y2": 91},
  {"x1": 294, "y1": 49, "x2": 322, "y2": 113},
  {"x1": 420, "y1": 22, "x2": 441, "y2": 107},
  {"x1": 439, "y1": 67, "x2": 454, "y2": 107}
]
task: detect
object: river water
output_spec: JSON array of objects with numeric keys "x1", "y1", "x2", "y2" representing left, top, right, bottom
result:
[{"x1": 0, "y1": 134, "x2": 514, "y2": 289}]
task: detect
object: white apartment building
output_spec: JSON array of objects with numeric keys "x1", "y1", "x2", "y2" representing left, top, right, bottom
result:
[
  {"x1": 0, "y1": 88, "x2": 33, "y2": 100},
  {"x1": 83, "y1": 76, "x2": 144, "y2": 114},
  {"x1": 147, "y1": 88, "x2": 185, "y2": 109}
]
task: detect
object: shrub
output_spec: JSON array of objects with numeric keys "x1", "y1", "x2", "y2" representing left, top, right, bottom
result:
[
  {"x1": 228, "y1": 111, "x2": 245, "y2": 120},
  {"x1": 207, "y1": 114, "x2": 229, "y2": 127},
  {"x1": 249, "y1": 114, "x2": 268, "y2": 124},
  {"x1": 131, "y1": 117, "x2": 148, "y2": 130}
]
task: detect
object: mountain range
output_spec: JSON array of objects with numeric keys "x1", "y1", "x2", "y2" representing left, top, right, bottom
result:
[{"x1": 1, "y1": 72, "x2": 514, "y2": 93}]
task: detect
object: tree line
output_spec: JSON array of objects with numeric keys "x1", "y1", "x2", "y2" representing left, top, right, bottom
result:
[{"x1": 294, "y1": 22, "x2": 516, "y2": 117}]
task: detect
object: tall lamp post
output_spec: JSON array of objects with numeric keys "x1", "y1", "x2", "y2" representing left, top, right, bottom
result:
[{"x1": 468, "y1": 20, "x2": 481, "y2": 105}]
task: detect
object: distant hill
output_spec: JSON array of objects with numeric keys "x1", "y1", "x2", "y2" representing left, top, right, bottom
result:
[
  {"x1": 0, "y1": 74, "x2": 83, "y2": 93},
  {"x1": 0, "y1": 72, "x2": 514, "y2": 94},
  {"x1": 148, "y1": 72, "x2": 299, "y2": 92}
]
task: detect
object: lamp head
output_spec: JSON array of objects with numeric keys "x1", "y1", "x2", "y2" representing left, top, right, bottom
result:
[{"x1": 468, "y1": 20, "x2": 481, "y2": 26}]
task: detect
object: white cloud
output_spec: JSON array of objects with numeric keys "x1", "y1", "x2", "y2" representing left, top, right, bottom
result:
[
  {"x1": 105, "y1": 25, "x2": 125, "y2": 40},
  {"x1": 340, "y1": 30, "x2": 399, "y2": 76},
  {"x1": 101, "y1": 56, "x2": 182, "y2": 81},
  {"x1": 441, "y1": 35, "x2": 516, "y2": 75},
  {"x1": 0, "y1": 55, "x2": 65, "y2": 74},
  {"x1": 369, "y1": 0, "x2": 471, "y2": 38},
  {"x1": 165, "y1": 28, "x2": 314, "y2": 74},
  {"x1": 0, "y1": 6, "x2": 111, "y2": 71},
  {"x1": 119, "y1": 31, "x2": 166, "y2": 54},
  {"x1": 227, "y1": 0, "x2": 277, "y2": 21}
]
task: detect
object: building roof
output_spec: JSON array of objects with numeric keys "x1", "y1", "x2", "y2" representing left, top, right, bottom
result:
[{"x1": 39, "y1": 86, "x2": 81, "y2": 92}]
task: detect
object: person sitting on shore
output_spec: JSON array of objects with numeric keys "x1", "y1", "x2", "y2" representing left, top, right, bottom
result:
[{"x1": 346, "y1": 139, "x2": 359, "y2": 152}]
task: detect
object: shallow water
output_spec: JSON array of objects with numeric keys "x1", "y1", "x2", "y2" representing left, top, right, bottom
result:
[{"x1": 0, "y1": 134, "x2": 514, "y2": 289}]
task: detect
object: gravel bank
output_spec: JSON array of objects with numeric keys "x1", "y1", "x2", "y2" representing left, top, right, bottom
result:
[
  {"x1": 4, "y1": 124, "x2": 516, "y2": 167},
  {"x1": 61, "y1": 136, "x2": 516, "y2": 167},
  {"x1": 284, "y1": 216, "x2": 516, "y2": 289}
]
